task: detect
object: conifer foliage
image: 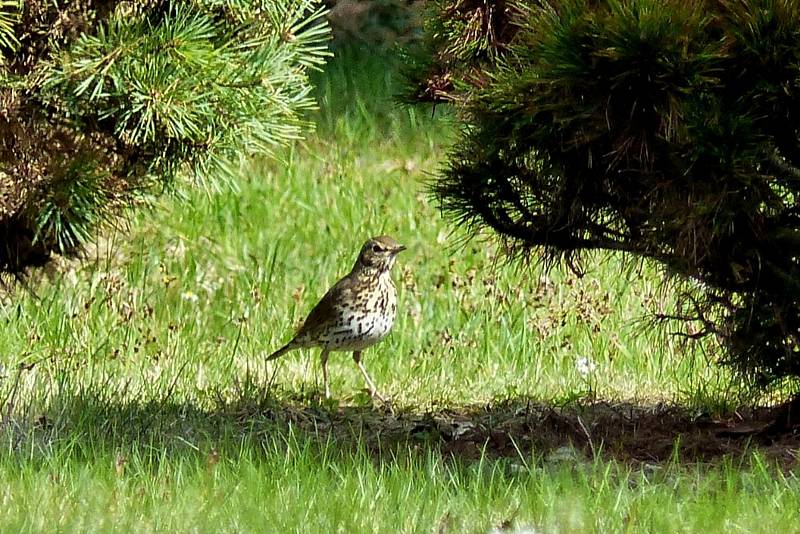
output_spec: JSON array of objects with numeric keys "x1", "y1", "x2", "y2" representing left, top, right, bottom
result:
[
  {"x1": 408, "y1": 0, "x2": 800, "y2": 391},
  {"x1": 1, "y1": 0, "x2": 329, "y2": 275}
]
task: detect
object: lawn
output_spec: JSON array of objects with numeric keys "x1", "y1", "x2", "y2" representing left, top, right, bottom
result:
[{"x1": 1, "y1": 47, "x2": 798, "y2": 533}]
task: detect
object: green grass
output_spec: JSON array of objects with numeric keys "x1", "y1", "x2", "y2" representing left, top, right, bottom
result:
[
  {"x1": 1, "y1": 445, "x2": 798, "y2": 532},
  {"x1": 0, "y1": 46, "x2": 794, "y2": 532}
]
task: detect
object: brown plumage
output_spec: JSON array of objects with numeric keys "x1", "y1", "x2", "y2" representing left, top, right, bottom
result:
[{"x1": 267, "y1": 235, "x2": 406, "y2": 400}]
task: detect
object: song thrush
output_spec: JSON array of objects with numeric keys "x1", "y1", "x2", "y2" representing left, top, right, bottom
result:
[{"x1": 267, "y1": 235, "x2": 406, "y2": 400}]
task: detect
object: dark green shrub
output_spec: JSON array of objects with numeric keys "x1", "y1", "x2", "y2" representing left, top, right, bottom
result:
[{"x1": 407, "y1": 0, "x2": 800, "y2": 393}]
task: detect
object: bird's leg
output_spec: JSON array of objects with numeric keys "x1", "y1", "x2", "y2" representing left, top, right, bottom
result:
[
  {"x1": 352, "y1": 351, "x2": 385, "y2": 401},
  {"x1": 320, "y1": 348, "x2": 331, "y2": 399}
]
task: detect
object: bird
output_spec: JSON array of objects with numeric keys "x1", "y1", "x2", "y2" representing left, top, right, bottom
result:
[{"x1": 267, "y1": 235, "x2": 406, "y2": 401}]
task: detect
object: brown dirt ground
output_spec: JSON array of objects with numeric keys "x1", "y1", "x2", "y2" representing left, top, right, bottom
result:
[{"x1": 254, "y1": 397, "x2": 800, "y2": 467}]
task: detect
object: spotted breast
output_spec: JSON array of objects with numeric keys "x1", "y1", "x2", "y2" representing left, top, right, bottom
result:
[{"x1": 319, "y1": 271, "x2": 397, "y2": 351}]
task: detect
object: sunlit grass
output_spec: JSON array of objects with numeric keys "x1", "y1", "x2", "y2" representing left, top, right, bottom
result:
[{"x1": 0, "y1": 440, "x2": 797, "y2": 532}]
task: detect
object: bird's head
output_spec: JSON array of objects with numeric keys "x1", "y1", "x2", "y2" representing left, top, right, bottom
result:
[{"x1": 356, "y1": 235, "x2": 406, "y2": 272}]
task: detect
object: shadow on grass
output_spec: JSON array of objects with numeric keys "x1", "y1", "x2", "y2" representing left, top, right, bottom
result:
[{"x1": 4, "y1": 380, "x2": 798, "y2": 469}]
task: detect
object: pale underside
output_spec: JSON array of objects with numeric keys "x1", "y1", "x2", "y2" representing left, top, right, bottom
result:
[{"x1": 292, "y1": 271, "x2": 397, "y2": 352}]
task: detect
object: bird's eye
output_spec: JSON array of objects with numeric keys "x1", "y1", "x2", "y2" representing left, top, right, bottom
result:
[{"x1": 372, "y1": 244, "x2": 382, "y2": 252}]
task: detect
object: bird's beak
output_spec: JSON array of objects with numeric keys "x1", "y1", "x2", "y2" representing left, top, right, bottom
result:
[{"x1": 395, "y1": 244, "x2": 407, "y2": 253}]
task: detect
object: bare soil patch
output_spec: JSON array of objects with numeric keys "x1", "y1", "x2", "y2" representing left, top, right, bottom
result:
[{"x1": 258, "y1": 397, "x2": 800, "y2": 467}]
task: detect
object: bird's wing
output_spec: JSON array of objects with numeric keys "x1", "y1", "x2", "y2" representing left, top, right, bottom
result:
[{"x1": 294, "y1": 275, "x2": 353, "y2": 340}]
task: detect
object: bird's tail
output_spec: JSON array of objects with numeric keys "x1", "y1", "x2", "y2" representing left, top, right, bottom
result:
[{"x1": 266, "y1": 342, "x2": 295, "y2": 361}]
